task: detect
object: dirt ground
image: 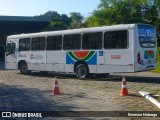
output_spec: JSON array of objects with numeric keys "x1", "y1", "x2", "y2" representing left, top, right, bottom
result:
[{"x1": 0, "y1": 70, "x2": 160, "y2": 119}]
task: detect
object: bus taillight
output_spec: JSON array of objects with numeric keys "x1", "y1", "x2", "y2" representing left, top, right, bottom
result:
[{"x1": 137, "y1": 52, "x2": 141, "y2": 64}]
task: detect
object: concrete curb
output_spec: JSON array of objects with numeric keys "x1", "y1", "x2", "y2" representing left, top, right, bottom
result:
[{"x1": 139, "y1": 91, "x2": 160, "y2": 109}]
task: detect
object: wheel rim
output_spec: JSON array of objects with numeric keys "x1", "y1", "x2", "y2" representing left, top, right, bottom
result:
[
  {"x1": 21, "y1": 65, "x2": 27, "y2": 73},
  {"x1": 78, "y1": 67, "x2": 86, "y2": 78}
]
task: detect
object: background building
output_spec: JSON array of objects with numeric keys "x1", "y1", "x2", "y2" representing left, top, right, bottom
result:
[{"x1": 0, "y1": 16, "x2": 49, "y2": 60}]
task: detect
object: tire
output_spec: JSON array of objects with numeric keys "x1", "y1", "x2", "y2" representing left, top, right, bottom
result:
[
  {"x1": 20, "y1": 63, "x2": 31, "y2": 75},
  {"x1": 76, "y1": 64, "x2": 89, "y2": 79}
]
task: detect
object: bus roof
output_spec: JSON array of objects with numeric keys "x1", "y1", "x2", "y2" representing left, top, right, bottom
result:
[{"x1": 7, "y1": 24, "x2": 147, "y2": 39}]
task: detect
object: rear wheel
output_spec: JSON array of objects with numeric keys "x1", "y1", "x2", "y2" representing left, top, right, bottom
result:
[
  {"x1": 20, "y1": 63, "x2": 31, "y2": 74},
  {"x1": 76, "y1": 64, "x2": 89, "y2": 79}
]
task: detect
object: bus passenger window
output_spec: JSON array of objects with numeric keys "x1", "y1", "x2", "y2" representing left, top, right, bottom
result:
[
  {"x1": 19, "y1": 38, "x2": 30, "y2": 51},
  {"x1": 104, "y1": 30, "x2": 128, "y2": 49},
  {"x1": 47, "y1": 36, "x2": 62, "y2": 50},
  {"x1": 63, "y1": 34, "x2": 81, "y2": 50},
  {"x1": 82, "y1": 32, "x2": 102, "y2": 49},
  {"x1": 31, "y1": 37, "x2": 45, "y2": 51}
]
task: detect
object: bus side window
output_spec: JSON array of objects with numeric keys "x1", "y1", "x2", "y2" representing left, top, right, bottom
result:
[
  {"x1": 31, "y1": 37, "x2": 45, "y2": 51},
  {"x1": 104, "y1": 30, "x2": 128, "y2": 49},
  {"x1": 118, "y1": 31, "x2": 128, "y2": 48},
  {"x1": 82, "y1": 32, "x2": 102, "y2": 49},
  {"x1": 19, "y1": 38, "x2": 30, "y2": 51},
  {"x1": 47, "y1": 36, "x2": 62, "y2": 50},
  {"x1": 63, "y1": 34, "x2": 81, "y2": 50}
]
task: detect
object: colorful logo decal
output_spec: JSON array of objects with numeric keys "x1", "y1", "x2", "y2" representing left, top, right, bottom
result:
[
  {"x1": 144, "y1": 50, "x2": 154, "y2": 59},
  {"x1": 66, "y1": 51, "x2": 97, "y2": 65}
]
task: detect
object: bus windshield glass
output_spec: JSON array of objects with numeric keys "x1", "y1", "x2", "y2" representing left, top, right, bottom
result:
[{"x1": 138, "y1": 25, "x2": 156, "y2": 48}]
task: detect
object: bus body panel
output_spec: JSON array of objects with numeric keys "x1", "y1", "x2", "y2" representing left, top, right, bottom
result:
[
  {"x1": 5, "y1": 24, "x2": 157, "y2": 77},
  {"x1": 47, "y1": 51, "x2": 66, "y2": 64},
  {"x1": 96, "y1": 64, "x2": 134, "y2": 73},
  {"x1": 65, "y1": 49, "x2": 135, "y2": 73},
  {"x1": 46, "y1": 51, "x2": 66, "y2": 72},
  {"x1": 18, "y1": 51, "x2": 47, "y2": 71}
]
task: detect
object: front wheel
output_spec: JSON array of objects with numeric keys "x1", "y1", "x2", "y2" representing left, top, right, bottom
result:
[
  {"x1": 76, "y1": 64, "x2": 89, "y2": 79},
  {"x1": 20, "y1": 63, "x2": 31, "y2": 75}
]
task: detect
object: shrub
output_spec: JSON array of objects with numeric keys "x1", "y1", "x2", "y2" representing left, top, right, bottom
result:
[{"x1": 155, "y1": 47, "x2": 160, "y2": 72}]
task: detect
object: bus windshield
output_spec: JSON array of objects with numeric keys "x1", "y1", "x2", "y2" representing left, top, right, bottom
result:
[{"x1": 138, "y1": 25, "x2": 156, "y2": 48}]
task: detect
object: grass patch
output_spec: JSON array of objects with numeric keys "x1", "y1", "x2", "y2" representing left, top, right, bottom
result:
[{"x1": 153, "y1": 47, "x2": 160, "y2": 72}]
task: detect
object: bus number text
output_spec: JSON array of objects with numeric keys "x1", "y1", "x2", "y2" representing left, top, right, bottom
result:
[{"x1": 111, "y1": 55, "x2": 121, "y2": 59}]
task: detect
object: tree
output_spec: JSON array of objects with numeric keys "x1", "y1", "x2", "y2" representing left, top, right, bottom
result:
[
  {"x1": 147, "y1": 0, "x2": 160, "y2": 44},
  {"x1": 35, "y1": 11, "x2": 72, "y2": 31},
  {"x1": 85, "y1": 0, "x2": 160, "y2": 26},
  {"x1": 61, "y1": 14, "x2": 72, "y2": 28},
  {"x1": 85, "y1": 0, "x2": 160, "y2": 44},
  {"x1": 43, "y1": 11, "x2": 61, "y2": 20},
  {"x1": 84, "y1": 0, "x2": 160, "y2": 45},
  {"x1": 156, "y1": 0, "x2": 160, "y2": 17},
  {"x1": 69, "y1": 12, "x2": 84, "y2": 29},
  {"x1": 85, "y1": 0, "x2": 148, "y2": 27}
]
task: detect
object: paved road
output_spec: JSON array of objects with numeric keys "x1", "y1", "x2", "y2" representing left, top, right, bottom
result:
[{"x1": 0, "y1": 69, "x2": 159, "y2": 119}]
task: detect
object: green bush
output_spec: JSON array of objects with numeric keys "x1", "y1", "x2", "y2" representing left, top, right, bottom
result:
[{"x1": 154, "y1": 47, "x2": 160, "y2": 72}]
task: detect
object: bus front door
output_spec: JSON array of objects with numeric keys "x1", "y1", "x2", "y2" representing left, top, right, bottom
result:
[{"x1": 5, "y1": 40, "x2": 17, "y2": 69}]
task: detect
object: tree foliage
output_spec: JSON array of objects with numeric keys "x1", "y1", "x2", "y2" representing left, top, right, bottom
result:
[
  {"x1": 85, "y1": 1, "x2": 158, "y2": 26},
  {"x1": 35, "y1": 11, "x2": 72, "y2": 31},
  {"x1": 86, "y1": 0, "x2": 145, "y2": 26},
  {"x1": 35, "y1": 11, "x2": 84, "y2": 30},
  {"x1": 69, "y1": 12, "x2": 84, "y2": 29},
  {"x1": 35, "y1": 1, "x2": 160, "y2": 44},
  {"x1": 84, "y1": 0, "x2": 160, "y2": 44}
]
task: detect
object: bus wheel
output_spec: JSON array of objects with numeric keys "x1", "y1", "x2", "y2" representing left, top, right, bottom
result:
[
  {"x1": 20, "y1": 64, "x2": 30, "y2": 75},
  {"x1": 76, "y1": 64, "x2": 88, "y2": 79}
]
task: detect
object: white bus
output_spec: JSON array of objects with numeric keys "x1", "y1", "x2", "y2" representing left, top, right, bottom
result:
[{"x1": 5, "y1": 24, "x2": 157, "y2": 79}]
